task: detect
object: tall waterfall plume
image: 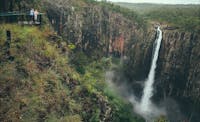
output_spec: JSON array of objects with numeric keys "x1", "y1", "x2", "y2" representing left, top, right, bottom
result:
[
  {"x1": 106, "y1": 27, "x2": 165, "y2": 120},
  {"x1": 140, "y1": 27, "x2": 162, "y2": 113}
]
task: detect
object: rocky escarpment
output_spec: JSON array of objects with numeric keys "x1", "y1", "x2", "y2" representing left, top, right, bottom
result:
[
  {"x1": 26, "y1": 0, "x2": 200, "y2": 121},
  {"x1": 44, "y1": 1, "x2": 200, "y2": 120},
  {"x1": 155, "y1": 30, "x2": 200, "y2": 120},
  {"x1": 156, "y1": 30, "x2": 200, "y2": 100},
  {"x1": 123, "y1": 28, "x2": 156, "y2": 97},
  {"x1": 44, "y1": 0, "x2": 142, "y2": 58},
  {"x1": 125, "y1": 27, "x2": 200, "y2": 121}
]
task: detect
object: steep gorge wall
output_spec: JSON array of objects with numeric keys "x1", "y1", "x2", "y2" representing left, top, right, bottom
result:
[
  {"x1": 44, "y1": 0, "x2": 141, "y2": 58},
  {"x1": 155, "y1": 30, "x2": 200, "y2": 120},
  {"x1": 125, "y1": 28, "x2": 200, "y2": 120},
  {"x1": 39, "y1": 0, "x2": 200, "y2": 120},
  {"x1": 156, "y1": 30, "x2": 200, "y2": 101}
]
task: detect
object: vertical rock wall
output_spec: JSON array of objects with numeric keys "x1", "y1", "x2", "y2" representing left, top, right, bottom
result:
[
  {"x1": 126, "y1": 28, "x2": 200, "y2": 120},
  {"x1": 44, "y1": 0, "x2": 140, "y2": 59}
]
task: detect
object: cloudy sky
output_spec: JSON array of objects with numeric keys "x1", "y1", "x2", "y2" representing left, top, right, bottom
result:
[{"x1": 98, "y1": 0, "x2": 200, "y2": 4}]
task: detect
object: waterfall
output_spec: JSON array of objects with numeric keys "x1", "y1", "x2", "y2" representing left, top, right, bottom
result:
[
  {"x1": 106, "y1": 27, "x2": 164, "y2": 120},
  {"x1": 140, "y1": 27, "x2": 162, "y2": 113}
]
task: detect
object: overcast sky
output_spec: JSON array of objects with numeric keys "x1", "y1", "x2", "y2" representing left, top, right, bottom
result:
[{"x1": 98, "y1": 0, "x2": 200, "y2": 4}]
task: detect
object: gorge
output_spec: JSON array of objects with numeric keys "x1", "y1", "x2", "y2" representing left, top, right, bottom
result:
[{"x1": 0, "y1": 0, "x2": 200, "y2": 122}]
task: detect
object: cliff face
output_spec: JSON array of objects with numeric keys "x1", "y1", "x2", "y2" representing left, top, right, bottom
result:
[
  {"x1": 44, "y1": 0, "x2": 141, "y2": 58},
  {"x1": 125, "y1": 28, "x2": 200, "y2": 120},
  {"x1": 44, "y1": 1, "x2": 200, "y2": 120},
  {"x1": 156, "y1": 30, "x2": 200, "y2": 100},
  {"x1": 155, "y1": 30, "x2": 200, "y2": 119}
]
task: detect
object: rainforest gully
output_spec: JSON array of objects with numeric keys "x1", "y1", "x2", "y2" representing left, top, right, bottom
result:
[{"x1": 0, "y1": 0, "x2": 199, "y2": 122}]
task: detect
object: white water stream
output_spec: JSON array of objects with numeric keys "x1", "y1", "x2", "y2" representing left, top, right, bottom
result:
[
  {"x1": 140, "y1": 27, "x2": 162, "y2": 113},
  {"x1": 106, "y1": 27, "x2": 164, "y2": 120}
]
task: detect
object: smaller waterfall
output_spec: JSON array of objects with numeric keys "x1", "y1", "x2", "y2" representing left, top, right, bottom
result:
[{"x1": 140, "y1": 27, "x2": 162, "y2": 113}]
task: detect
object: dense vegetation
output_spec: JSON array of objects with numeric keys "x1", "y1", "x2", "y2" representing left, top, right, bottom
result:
[
  {"x1": 0, "y1": 0, "x2": 41, "y2": 12},
  {"x1": 145, "y1": 5, "x2": 200, "y2": 32},
  {"x1": 82, "y1": 0, "x2": 146, "y2": 29},
  {"x1": 0, "y1": 23, "x2": 145, "y2": 121},
  {"x1": 116, "y1": 3, "x2": 200, "y2": 32},
  {"x1": 0, "y1": 0, "x2": 147, "y2": 121},
  {"x1": 99, "y1": 2, "x2": 146, "y2": 29}
]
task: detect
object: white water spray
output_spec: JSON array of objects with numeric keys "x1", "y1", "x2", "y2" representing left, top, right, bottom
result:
[
  {"x1": 140, "y1": 27, "x2": 162, "y2": 113},
  {"x1": 106, "y1": 27, "x2": 165, "y2": 120}
]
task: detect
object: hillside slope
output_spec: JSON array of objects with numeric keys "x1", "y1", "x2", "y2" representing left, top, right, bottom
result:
[{"x1": 0, "y1": 23, "x2": 144, "y2": 121}]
